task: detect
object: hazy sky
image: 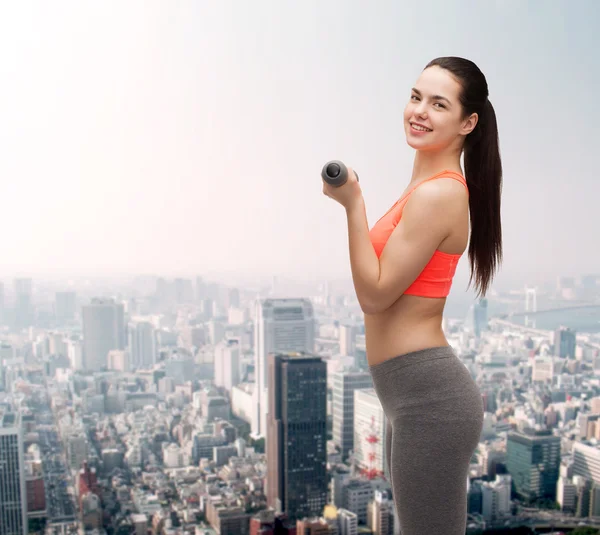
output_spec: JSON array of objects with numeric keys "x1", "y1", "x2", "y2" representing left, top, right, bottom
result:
[{"x1": 1, "y1": 0, "x2": 598, "y2": 293}]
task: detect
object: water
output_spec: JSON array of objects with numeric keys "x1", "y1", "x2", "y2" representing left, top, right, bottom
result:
[{"x1": 509, "y1": 305, "x2": 600, "y2": 333}]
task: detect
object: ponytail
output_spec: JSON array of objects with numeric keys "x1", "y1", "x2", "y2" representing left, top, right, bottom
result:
[
  {"x1": 464, "y1": 98, "x2": 503, "y2": 297},
  {"x1": 424, "y1": 56, "x2": 503, "y2": 297}
]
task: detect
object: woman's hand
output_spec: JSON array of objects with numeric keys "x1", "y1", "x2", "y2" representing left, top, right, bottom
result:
[{"x1": 322, "y1": 166, "x2": 363, "y2": 211}]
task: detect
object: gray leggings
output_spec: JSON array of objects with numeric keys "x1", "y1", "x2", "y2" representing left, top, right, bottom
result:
[{"x1": 369, "y1": 346, "x2": 483, "y2": 535}]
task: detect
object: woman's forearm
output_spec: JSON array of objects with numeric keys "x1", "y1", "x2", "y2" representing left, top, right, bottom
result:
[{"x1": 345, "y1": 198, "x2": 381, "y2": 313}]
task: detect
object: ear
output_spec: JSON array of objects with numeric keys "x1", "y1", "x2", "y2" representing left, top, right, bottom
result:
[{"x1": 461, "y1": 112, "x2": 478, "y2": 136}]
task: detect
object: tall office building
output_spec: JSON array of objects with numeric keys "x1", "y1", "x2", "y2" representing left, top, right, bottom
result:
[
  {"x1": 227, "y1": 288, "x2": 240, "y2": 308},
  {"x1": 572, "y1": 442, "x2": 600, "y2": 486},
  {"x1": 195, "y1": 276, "x2": 206, "y2": 301},
  {"x1": 339, "y1": 324, "x2": 357, "y2": 357},
  {"x1": 466, "y1": 298, "x2": 488, "y2": 338},
  {"x1": 332, "y1": 369, "x2": 373, "y2": 460},
  {"x1": 266, "y1": 352, "x2": 328, "y2": 522},
  {"x1": 155, "y1": 277, "x2": 173, "y2": 307},
  {"x1": 506, "y1": 429, "x2": 560, "y2": 501},
  {"x1": 214, "y1": 338, "x2": 241, "y2": 392},
  {"x1": 82, "y1": 298, "x2": 125, "y2": 371},
  {"x1": 55, "y1": 291, "x2": 77, "y2": 325},
  {"x1": 253, "y1": 298, "x2": 315, "y2": 437},
  {"x1": 474, "y1": 298, "x2": 488, "y2": 337},
  {"x1": 554, "y1": 326, "x2": 576, "y2": 359},
  {"x1": 0, "y1": 281, "x2": 4, "y2": 325},
  {"x1": 0, "y1": 411, "x2": 27, "y2": 535},
  {"x1": 13, "y1": 278, "x2": 33, "y2": 330},
  {"x1": 367, "y1": 489, "x2": 395, "y2": 535},
  {"x1": 128, "y1": 320, "x2": 157, "y2": 369},
  {"x1": 0, "y1": 344, "x2": 15, "y2": 392}
]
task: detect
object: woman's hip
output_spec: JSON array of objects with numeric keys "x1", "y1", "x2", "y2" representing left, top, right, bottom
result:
[{"x1": 369, "y1": 345, "x2": 483, "y2": 424}]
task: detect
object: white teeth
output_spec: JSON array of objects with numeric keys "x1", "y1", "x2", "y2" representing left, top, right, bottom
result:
[{"x1": 411, "y1": 124, "x2": 432, "y2": 132}]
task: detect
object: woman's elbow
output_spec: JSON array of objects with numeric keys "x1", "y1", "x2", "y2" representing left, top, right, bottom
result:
[
  {"x1": 360, "y1": 299, "x2": 385, "y2": 316},
  {"x1": 359, "y1": 291, "x2": 401, "y2": 315}
]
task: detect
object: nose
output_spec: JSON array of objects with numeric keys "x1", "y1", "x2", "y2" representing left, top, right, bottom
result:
[{"x1": 414, "y1": 99, "x2": 428, "y2": 118}]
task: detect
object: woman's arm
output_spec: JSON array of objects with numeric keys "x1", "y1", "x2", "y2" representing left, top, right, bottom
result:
[{"x1": 346, "y1": 179, "x2": 464, "y2": 314}]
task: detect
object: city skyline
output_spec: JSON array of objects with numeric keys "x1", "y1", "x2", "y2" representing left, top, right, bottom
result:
[
  {"x1": 2, "y1": 3, "x2": 600, "y2": 533},
  {"x1": 1, "y1": 1, "x2": 599, "y2": 291}
]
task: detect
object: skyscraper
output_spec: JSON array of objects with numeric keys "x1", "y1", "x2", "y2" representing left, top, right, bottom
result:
[
  {"x1": 0, "y1": 281, "x2": 4, "y2": 325},
  {"x1": 474, "y1": 298, "x2": 489, "y2": 337},
  {"x1": 253, "y1": 298, "x2": 314, "y2": 437},
  {"x1": 82, "y1": 298, "x2": 125, "y2": 371},
  {"x1": 554, "y1": 326, "x2": 576, "y2": 359},
  {"x1": 332, "y1": 369, "x2": 373, "y2": 460},
  {"x1": 55, "y1": 291, "x2": 77, "y2": 325},
  {"x1": 466, "y1": 297, "x2": 488, "y2": 338},
  {"x1": 0, "y1": 411, "x2": 27, "y2": 535},
  {"x1": 266, "y1": 352, "x2": 328, "y2": 522},
  {"x1": 339, "y1": 324, "x2": 357, "y2": 357},
  {"x1": 128, "y1": 320, "x2": 157, "y2": 369},
  {"x1": 214, "y1": 338, "x2": 241, "y2": 392},
  {"x1": 506, "y1": 428, "x2": 560, "y2": 501},
  {"x1": 13, "y1": 278, "x2": 33, "y2": 330}
]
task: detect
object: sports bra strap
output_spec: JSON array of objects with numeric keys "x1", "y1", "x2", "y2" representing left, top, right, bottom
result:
[{"x1": 401, "y1": 170, "x2": 468, "y2": 204}]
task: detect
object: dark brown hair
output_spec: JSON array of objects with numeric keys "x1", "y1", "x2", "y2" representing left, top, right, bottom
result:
[{"x1": 425, "y1": 56, "x2": 503, "y2": 297}]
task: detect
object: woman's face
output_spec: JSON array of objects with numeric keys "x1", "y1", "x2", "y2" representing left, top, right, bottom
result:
[{"x1": 403, "y1": 65, "x2": 477, "y2": 152}]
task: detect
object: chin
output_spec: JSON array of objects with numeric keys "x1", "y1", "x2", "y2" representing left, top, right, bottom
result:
[
  {"x1": 405, "y1": 137, "x2": 420, "y2": 150},
  {"x1": 404, "y1": 125, "x2": 433, "y2": 150},
  {"x1": 405, "y1": 136, "x2": 434, "y2": 151}
]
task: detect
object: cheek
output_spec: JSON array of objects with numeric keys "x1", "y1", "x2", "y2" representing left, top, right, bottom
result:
[{"x1": 428, "y1": 115, "x2": 448, "y2": 132}]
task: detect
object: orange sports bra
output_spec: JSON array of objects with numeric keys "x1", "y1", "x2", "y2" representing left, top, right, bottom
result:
[{"x1": 369, "y1": 170, "x2": 469, "y2": 298}]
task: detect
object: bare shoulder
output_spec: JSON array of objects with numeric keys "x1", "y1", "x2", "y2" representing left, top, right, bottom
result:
[{"x1": 406, "y1": 177, "x2": 468, "y2": 219}]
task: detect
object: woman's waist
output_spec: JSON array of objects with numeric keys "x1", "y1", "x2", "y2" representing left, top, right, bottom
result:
[
  {"x1": 364, "y1": 310, "x2": 446, "y2": 365},
  {"x1": 364, "y1": 301, "x2": 445, "y2": 336},
  {"x1": 366, "y1": 293, "x2": 446, "y2": 320}
]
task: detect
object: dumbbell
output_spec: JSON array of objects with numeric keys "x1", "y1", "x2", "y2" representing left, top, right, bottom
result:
[{"x1": 321, "y1": 160, "x2": 359, "y2": 187}]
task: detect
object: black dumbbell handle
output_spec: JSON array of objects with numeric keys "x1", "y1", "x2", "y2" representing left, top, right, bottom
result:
[{"x1": 321, "y1": 160, "x2": 359, "y2": 187}]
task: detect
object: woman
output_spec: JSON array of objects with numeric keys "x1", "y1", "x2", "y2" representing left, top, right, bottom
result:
[{"x1": 322, "y1": 56, "x2": 502, "y2": 534}]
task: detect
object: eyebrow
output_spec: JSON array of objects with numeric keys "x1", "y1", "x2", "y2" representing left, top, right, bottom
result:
[{"x1": 411, "y1": 87, "x2": 452, "y2": 106}]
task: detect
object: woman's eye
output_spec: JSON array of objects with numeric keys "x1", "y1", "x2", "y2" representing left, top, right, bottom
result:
[{"x1": 411, "y1": 95, "x2": 445, "y2": 109}]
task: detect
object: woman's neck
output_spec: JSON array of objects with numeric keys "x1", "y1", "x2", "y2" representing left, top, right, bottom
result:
[{"x1": 410, "y1": 148, "x2": 463, "y2": 184}]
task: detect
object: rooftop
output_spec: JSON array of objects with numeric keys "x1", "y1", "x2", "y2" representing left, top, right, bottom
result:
[{"x1": 0, "y1": 410, "x2": 20, "y2": 429}]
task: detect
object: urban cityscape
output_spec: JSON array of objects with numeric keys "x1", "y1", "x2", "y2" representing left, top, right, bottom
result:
[
  {"x1": 1, "y1": 272, "x2": 600, "y2": 535},
  {"x1": 2, "y1": 2, "x2": 599, "y2": 535}
]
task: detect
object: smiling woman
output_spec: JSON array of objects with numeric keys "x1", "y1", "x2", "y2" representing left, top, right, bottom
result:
[
  {"x1": 408, "y1": 87, "x2": 452, "y2": 132},
  {"x1": 322, "y1": 56, "x2": 503, "y2": 535}
]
